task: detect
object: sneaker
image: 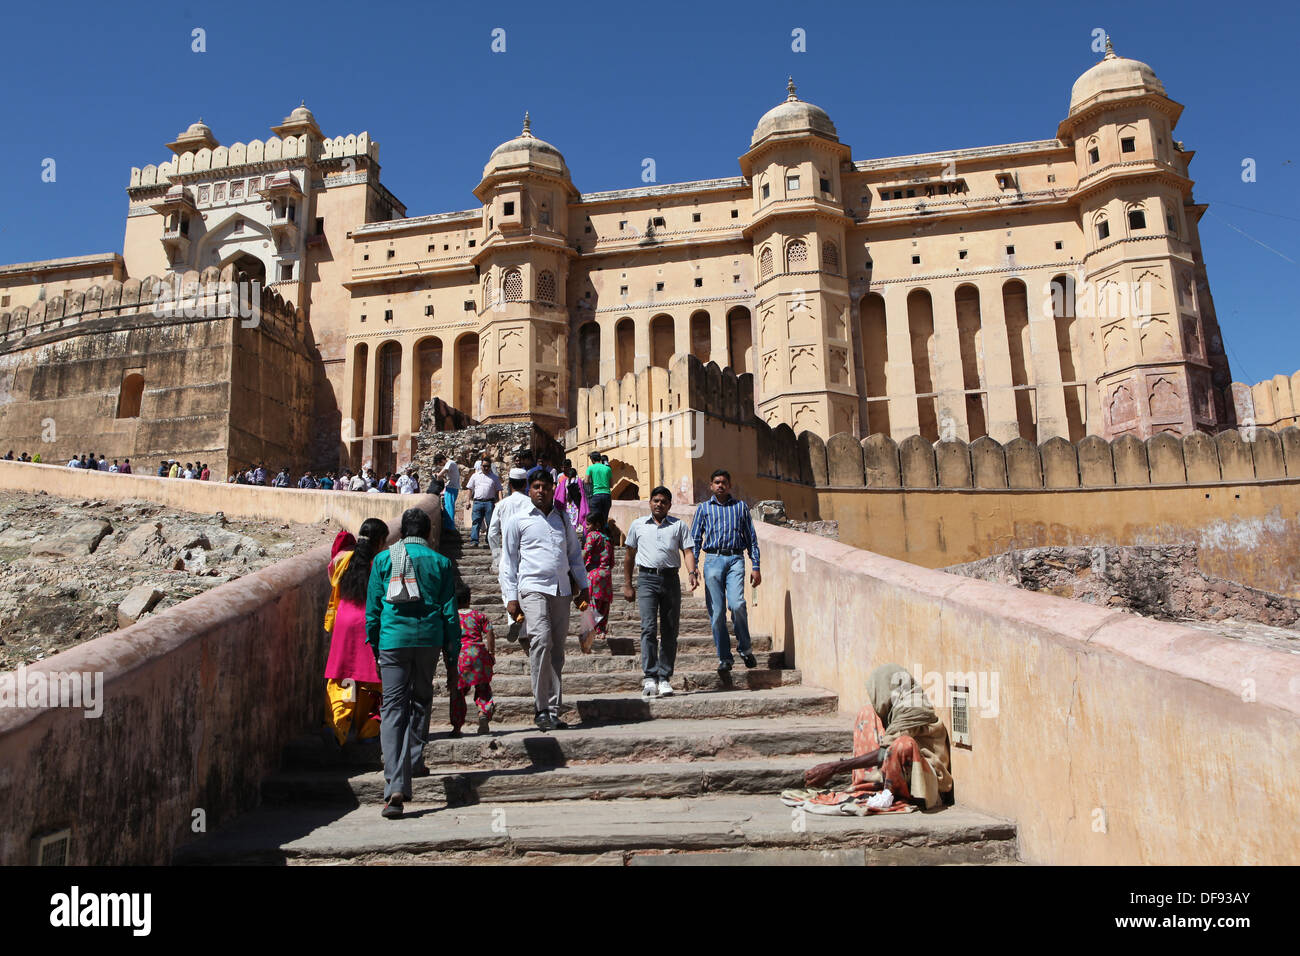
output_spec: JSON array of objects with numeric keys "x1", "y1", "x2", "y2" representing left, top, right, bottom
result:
[
  {"x1": 477, "y1": 713, "x2": 491, "y2": 735},
  {"x1": 382, "y1": 797, "x2": 404, "y2": 819},
  {"x1": 740, "y1": 652, "x2": 757, "y2": 668},
  {"x1": 657, "y1": 679, "x2": 675, "y2": 697},
  {"x1": 717, "y1": 659, "x2": 732, "y2": 673},
  {"x1": 641, "y1": 677, "x2": 658, "y2": 699},
  {"x1": 534, "y1": 713, "x2": 555, "y2": 732}
]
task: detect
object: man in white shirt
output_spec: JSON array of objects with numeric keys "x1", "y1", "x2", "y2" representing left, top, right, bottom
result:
[
  {"x1": 465, "y1": 462, "x2": 502, "y2": 547},
  {"x1": 488, "y1": 467, "x2": 531, "y2": 572},
  {"x1": 397, "y1": 470, "x2": 415, "y2": 494},
  {"x1": 500, "y1": 469, "x2": 590, "y2": 731},
  {"x1": 349, "y1": 471, "x2": 367, "y2": 492}
]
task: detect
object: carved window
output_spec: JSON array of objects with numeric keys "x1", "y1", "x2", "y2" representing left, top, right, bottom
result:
[
  {"x1": 483, "y1": 274, "x2": 494, "y2": 310},
  {"x1": 537, "y1": 270, "x2": 557, "y2": 303},
  {"x1": 759, "y1": 246, "x2": 773, "y2": 279},
  {"x1": 822, "y1": 241, "x2": 839, "y2": 275},
  {"x1": 503, "y1": 268, "x2": 524, "y2": 302},
  {"x1": 786, "y1": 239, "x2": 808, "y2": 271}
]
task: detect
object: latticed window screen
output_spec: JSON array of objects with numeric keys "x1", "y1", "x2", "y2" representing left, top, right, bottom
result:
[
  {"x1": 823, "y1": 241, "x2": 840, "y2": 275},
  {"x1": 504, "y1": 268, "x2": 524, "y2": 302},
  {"x1": 786, "y1": 239, "x2": 808, "y2": 270},
  {"x1": 759, "y1": 246, "x2": 773, "y2": 280},
  {"x1": 483, "y1": 274, "x2": 494, "y2": 310},
  {"x1": 537, "y1": 270, "x2": 557, "y2": 303}
]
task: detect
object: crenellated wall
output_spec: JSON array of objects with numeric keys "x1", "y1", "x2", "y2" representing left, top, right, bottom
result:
[
  {"x1": 128, "y1": 131, "x2": 379, "y2": 189},
  {"x1": 1230, "y1": 369, "x2": 1300, "y2": 430}
]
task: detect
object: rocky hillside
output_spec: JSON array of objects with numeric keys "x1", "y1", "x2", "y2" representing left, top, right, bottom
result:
[{"x1": 0, "y1": 491, "x2": 331, "y2": 669}]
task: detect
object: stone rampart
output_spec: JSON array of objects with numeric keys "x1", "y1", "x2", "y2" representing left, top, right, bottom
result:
[{"x1": 608, "y1": 500, "x2": 1300, "y2": 866}]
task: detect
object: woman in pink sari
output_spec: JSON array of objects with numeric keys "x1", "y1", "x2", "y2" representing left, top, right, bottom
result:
[
  {"x1": 555, "y1": 465, "x2": 588, "y2": 531},
  {"x1": 324, "y1": 517, "x2": 389, "y2": 745}
]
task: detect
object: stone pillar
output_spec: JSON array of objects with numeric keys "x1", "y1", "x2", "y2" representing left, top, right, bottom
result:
[
  {"x1": 1024, "y1": 269, "x2": 1069, "y2": 440},
  {"x1": 928, "y1": 281, "x2": 970, "y2": 441},
  {"x1": 848, "y1": 289, "x2": 869, "y2": 439},
  {"x1": 633, "y1": 314, "x2": 651, "y2": 374},
  {"x1": 977, "y1": 276, "x2": 1021, "y2": 443},
  {"x1": 599, "y1": 313, "x2": 616, "y2": 385},
  {"x1": 443, "y1": 335, "x2": 459, "y2": 416},
  {"x1": 882, "y1": 286, "x2": 920, "y2": 438},
  {"x1": 398, "y1": 337, "x2": 416, "y2": 465},
  {"x1": 361, "y1": 341, "x2": 381, "y2": 466}
]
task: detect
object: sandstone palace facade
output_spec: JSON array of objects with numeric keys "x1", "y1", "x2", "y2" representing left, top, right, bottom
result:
[{"x1": 0, "y1": 43, "x2": 1249, "y2": 477}]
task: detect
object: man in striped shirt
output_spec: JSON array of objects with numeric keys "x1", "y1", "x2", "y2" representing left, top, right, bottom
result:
[{"x1": 690, "y1": 469, "x2": 761, "y2": 673}]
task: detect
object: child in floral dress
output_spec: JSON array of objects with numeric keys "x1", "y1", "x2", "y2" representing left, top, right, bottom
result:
[
  {"x1": 582, "y1": 513, "x2": 615, "y2": 643},
  {"x1": 456, "y1": 581, "x2": 496, "y2": 734}
]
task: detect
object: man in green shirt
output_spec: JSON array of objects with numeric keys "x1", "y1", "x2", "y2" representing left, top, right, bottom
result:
[
  {"x1": 366, "y1": 507, "x2": 461, "y2": 819},
  {"x1": 586, "y1": 451, "x2": 612, "y2": 527}
]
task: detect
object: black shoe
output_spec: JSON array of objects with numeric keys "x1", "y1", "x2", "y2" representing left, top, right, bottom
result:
[
  {"x1": 717, "y1": 659, "x2": 732, "y2": 673},
  {"x1": 534, "y1": 714, "x2": 555, "y2": 732},
  {"x1": 740, "y1": 652, "x2": 757, "y2": 669},
  {"x1": 382, "y1": 798, "x2": 404, "y2": 819}
]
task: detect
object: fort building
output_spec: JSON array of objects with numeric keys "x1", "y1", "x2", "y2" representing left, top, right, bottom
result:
[{"x1": 0, "y1": 42, "x2": 1257, "y2": 477}]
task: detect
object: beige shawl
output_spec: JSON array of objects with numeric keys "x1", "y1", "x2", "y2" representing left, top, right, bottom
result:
[{"x1": 867, "y1": 663, "x2": 954, "y2": 809}]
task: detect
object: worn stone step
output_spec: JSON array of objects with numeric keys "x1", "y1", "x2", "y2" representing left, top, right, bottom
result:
[
  {"x1": 493, "y1": 634, "x2": 774, "y2": 656},
  {"x1": 422, "y1": 685, "x2": 839, "y2": 724},
  {"x1": 263, "y1": 757, "x2": 828, "y2": 806},
  {"x1": 281, "y1": 716, "x2": 853, "y2": 771},
  {"x1": 174, "y1": 796, "x2": 1018, "y2": 866},
  {"x1": 431, "y1": 668, "x2": 802, "y2": 697},
  {"x1": 488, "y1": 651, "x2": 786, "y2": 675}
]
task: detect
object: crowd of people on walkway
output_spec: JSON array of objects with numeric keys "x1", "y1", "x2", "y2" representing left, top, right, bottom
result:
[{"x1": 318, "y1": 446, "x2": 951, "y2": 820}]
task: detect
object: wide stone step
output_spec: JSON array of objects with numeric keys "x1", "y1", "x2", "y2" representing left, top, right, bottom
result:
[
  {"x1": 493, "y1": 634, "x2": 774, "y2": 656},
  {"x1": 281, "y1": 717, "x2": 854, "y2": 771},
  {"x1": 431, "y1": 668, "x2": 803, "y2": 697},
  {"x1": 489, "y1": 651, "x2": 786, "y2": 674},
  {"x1": 263, "y1": 758, "x2": 826, "y2": 806},
  {"x1": 422, "y1": 686, "x2": 839, "y2": 724},
  {"x1": 174, "y1": 796, "x2": 1018, "y2": 866}
]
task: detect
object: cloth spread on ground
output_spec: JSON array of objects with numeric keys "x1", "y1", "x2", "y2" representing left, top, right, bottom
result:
[{"x1": 780, "y1": 663, "x2": 953, "y2": 815}]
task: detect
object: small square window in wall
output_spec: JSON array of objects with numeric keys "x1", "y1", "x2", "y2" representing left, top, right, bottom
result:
[
  {"x1": 468, "y1": 239, "x2": 477, "y2": 247},
  {"x1": 1, "y1": 295, "x2": 9, "y2": 307},
  {"x1": 363, "y1": 254, "x2": 369, "y2": 261},
  {"x1": 958, "y1": 250, "x2": 968, "y2": 260},
  {"x1": 692, "y1": 212, "x2": 701, "y2": 222},
  {"x1": 619, "y1": 221, "x2": 627, "y2": 231},
  {"x1": 387, "y1": 249, "x2": 396, "y2": 259},
  {"x1": 694, "y1": 277, "x2": 703, "y2": 287},
  {"x1": 504, "y1": 201, "x2": 515, "y2": 215},
  {"x1": 424, "y1": 305, "x2": 434, "y2": 316},
  {"x1": 384, "y1": 309, "x2": 393, "y2": 321},
  {"x1": 463, "y1": 300, "x2": 475, "y2": 311},
  {"x1": 280, "y1": 264, "x2": 293, "y2": 281},
  {"x1": 1005, "y1": 245, "x2": 1015, "y2": 255},
  {"x1": 730, "y1": 209, "x2": 738, "y2": 218},
  {"x1": 911, "y1": 255, "x2": 921, "y2": 265},
  {"x1": 1121, "y1": 137, "x2": 1136, "y2": 153},
  {"x1": 656, "y1": 282, "x2": 664, "y2": 291},
  {"x1": 732, "y1": 275, "x2": 740, "y2": 284},
  {"x1": 428, "y1": 244, "x2": 436, "y2": 253},
  {"x1": 1055, "y1": 240, "x2": 1063, "y2": 250},
  {"x1": 315, "y1": 217, "x2": 325, "y2": 235},
  {"x1": 905, "y1": 188, "x2": 915, "y2": 198},
  {"x1": 1166, "y1": 214, "x2": 1177, "y2": 232},
  {"x1": 360, "y1": 314, "x2": 367, "y2": 323},
  {"x1": 1128, "y1": 210, "x2": 1146, "y2": 230},
  {"x1": 444, "y1": 244, "x2": 449, "y2": 251},
  {"x1": 1097, "y1": 221, "x2": 1110, "y2": 240},
  {"x1": 820, "y1": 177, "x2": 830, "y2": 193},
  {"x1": 1047, "y1": 173, "x2": 1056, "y2": 182},
  {"x1": 653, "y1": 217, "x2": 665, "y2": 228},
  {"x1": 761, "y1": 184, "x2": 770, "y2": 200},
  {"x1": 787, "y1": 176, "x2": 800, "y2": 191},
  {"x1": 620, "y1": 285, "x2": 628, "y2": 296},
  {"x1": 1088, "y1": 147, "x2": 1100, "y2": 164}
]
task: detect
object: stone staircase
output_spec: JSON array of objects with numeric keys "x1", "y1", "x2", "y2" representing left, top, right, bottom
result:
[{"x1": 176, "y1": 529, "x2": 1017, "y2": 865}]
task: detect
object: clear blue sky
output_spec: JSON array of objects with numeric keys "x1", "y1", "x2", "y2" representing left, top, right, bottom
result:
[{"x1": 1, "y1": 0, "x2": 1296, "y2": 384}]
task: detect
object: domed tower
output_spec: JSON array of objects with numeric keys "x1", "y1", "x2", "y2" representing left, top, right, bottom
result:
[
  {"x1": 471, "y1": 114, "x2": 578, "y2": 436},
  {"x1": 739, "y1": 79, "x2": 856, "y2": 439},
  {"x1": 1059, "y1": 38, "x2": 1227, "y2": 438}
]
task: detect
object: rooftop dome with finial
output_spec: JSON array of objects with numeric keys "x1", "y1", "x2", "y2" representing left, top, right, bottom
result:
[
  {"x1": 1069, "y1": 36, "x2": 1166, "y2": 115},
  {"x1": 272, "y1": 100, "x2": 323, "y2": 139},
  {"x1": 484, "y1": 112, "x2": 570, "y2": 179},
  {"x1": 750, "y1": 77, "x2": 838, "y2": 147},
  {"x1": 166, "y1": 117, "x2": 219, "y2": 155}
]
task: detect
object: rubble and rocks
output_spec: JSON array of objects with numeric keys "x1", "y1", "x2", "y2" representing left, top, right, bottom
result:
[
  {"x1": 752, "y1": 500, "x2": 839, "y2": 539},
  {"x1": 944, "y1": 545, "x2": 1300, "y2": 652},
  {"x1": 0, "y1": 491, "x2": 327, "y2": 670}
]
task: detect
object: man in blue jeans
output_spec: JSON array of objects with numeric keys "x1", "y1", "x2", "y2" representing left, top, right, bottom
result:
[
  {"x1": 689, "y1": 469, "x2": 761, "y2": 673},
  {"x1": 464, "y1": 456, "x2": 501, "y2": 547}
]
